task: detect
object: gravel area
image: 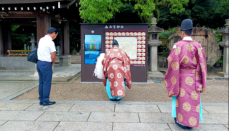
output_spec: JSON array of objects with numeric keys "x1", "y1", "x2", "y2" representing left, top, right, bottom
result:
[{"x1": 15, "y1": 77, "x2": 228, "y2": 103}]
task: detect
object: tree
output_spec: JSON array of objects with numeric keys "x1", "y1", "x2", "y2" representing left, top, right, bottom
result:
[
  {"x1": 157, "y1": 0, "x2": 229, "y2": 29},
  {"x1": 79, "y1": 0, "x2": 189, "y2": 23}
]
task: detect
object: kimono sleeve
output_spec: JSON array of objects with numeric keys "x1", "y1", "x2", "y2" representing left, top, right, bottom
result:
[
  {"x1": 164, "y1": 47, "x2": 180, "y2": 97},
  {"x1": 123, "y1": 52, "x2": 132, "y2": 89},
  {"x1": 197, "y1": 47, "x2": 207, "y2": 92}
]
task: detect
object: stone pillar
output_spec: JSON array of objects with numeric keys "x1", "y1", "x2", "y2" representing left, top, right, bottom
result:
[
  {"x1": 0, "y1": 24, "x2": 3, "y2": 55},
  {"x1": 216, "y1": 19, "x2": 229, "y2": 78},
  {"x1": 149, "y1": 41, "x2": 161, "y2": 72},
  {"x1": 218, "y1": 41, "x2": 229, "y2": 78},
  {"x1": 59, "y1": 21, "x2": 71, "y2": 66},
  {"x1": 148, "y1": 17, "x2": 164, "y2": 77}
]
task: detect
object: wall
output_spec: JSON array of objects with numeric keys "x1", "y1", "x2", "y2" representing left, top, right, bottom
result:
[{"x1": 0, "y1": 57, "x2": 35, "y2": 71}]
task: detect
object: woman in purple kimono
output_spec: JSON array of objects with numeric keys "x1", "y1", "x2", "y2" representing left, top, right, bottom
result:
[{"x1": 164, "y1": 19, "x2": 207, "y2": 129}]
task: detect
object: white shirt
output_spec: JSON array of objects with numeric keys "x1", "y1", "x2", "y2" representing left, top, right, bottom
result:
[
  {"x1": 173, "y1": 36, "x2": 202, "y2": 49},
  {"x1": 37, "y1": 35, "x2": 56, "y2": 62},
  {"x1": 183, "y1": 36, "x2": 193, "y2": 41}
]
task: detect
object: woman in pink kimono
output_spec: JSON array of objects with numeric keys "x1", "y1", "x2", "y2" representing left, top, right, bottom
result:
[
  {"x1": 164, "y1": 19, "x2": 207, "y2": 129},
  {"x1": 102, "y1": 39, "x2": 132, "y2": 101}
]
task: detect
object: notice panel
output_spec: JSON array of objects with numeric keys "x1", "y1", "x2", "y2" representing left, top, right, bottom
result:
[
  {"x1": 114, "y1": 37, "x2": 137, "y2": 59},
  {"x1": 105, "y1": 31, "x2": 146, "y2": 65}
]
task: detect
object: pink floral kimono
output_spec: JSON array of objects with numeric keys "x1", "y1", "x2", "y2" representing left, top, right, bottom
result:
[
  {"x1": 102, "y1": 47, "x2": 132, "y2": 97},
  {"x1": 164, "y1": 40, "x2": 207, "y2": 128}
]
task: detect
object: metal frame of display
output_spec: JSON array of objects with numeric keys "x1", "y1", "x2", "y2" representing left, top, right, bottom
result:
[{"x1": 80, "y1": 23, "x2": 148, "y2": 82}]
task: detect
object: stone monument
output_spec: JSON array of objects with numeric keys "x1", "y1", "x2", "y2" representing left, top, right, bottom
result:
[
  {"x1": 216, "y1": 19, "x2": 229, "y2": 78},
  {"x1": 148, "y1": 17, "x2": 164, "y2": 77},
  {"x1": 168, "y1": 27, "x2": 221, "y2": 66},
  {"x1": 59, "y1": 55, "x2": 71, "y2": 66}
]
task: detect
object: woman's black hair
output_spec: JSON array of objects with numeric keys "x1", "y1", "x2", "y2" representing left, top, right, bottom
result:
[{"x1": 112, "y1": 39, "x2": 119, "y2": 46}]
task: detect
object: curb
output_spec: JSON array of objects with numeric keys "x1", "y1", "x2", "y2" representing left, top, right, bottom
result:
[{"x1": 150, "y1": 77, "x2": 229, "y2": 81}]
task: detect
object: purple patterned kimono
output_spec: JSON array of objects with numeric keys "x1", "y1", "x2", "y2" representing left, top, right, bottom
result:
[{"x1": 164, "y1": 40, "x2": 207, "y2": 128}]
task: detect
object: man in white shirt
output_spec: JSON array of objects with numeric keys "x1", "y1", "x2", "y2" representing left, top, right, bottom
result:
[{"x1": 37, "y1": 27, "x2": 58, "y2": 106}]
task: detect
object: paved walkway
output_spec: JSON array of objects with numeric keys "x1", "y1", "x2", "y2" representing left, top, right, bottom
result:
[
  {"x1": 0, "y1": 64, "x2": 81, "y2": 82},
  {"x1": 0, "y1": 100, "x2": 227, "y2": 131},
  {"x1": 0, "y1": 65, "x2": 228, "y2": 130}
]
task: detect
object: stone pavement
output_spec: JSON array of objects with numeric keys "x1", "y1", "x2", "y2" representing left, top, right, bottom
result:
[
  {"x1": 0, "y1": 100, "x2": 227, "y2": 131},
  {"x1": 0, "y1": 64, "x2": 81, "y2": 82},
  {"x1": 0, "y1": 64, "x2": 228, "y2": 130}
]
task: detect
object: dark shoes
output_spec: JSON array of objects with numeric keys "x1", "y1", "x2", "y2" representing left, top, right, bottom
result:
[
  {"x1": 110, "y1": 98, "x2": 122, "y2": 101},
  {"x1": 174, "y1": 118, "x2": 193, "y2": 130},
  {"x1": 40, "y1": 101, "x2": 56, "y2": 106}
]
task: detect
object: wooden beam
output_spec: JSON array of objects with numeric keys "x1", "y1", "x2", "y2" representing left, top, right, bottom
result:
[
  {"x1": 8, "y1": 11, "x2": 34, "y2": 14},
  {"x1": 11, "y1": 23, "x2": 36, "y2": 26},
  {"x1": 2, "y1": 23, "x2": 12, "y2": 53},
  {"x1": 60, "y1": 21, "x2": 70, "y2": 55},
  {"x1": 0, "y1": 0, "x2": 66, "y2": 4},
  {"x1": 62, "y1": 21, "x2": 70, "y2": 55},
  {"x1": 6, "y1": 24, "x2": 12, "y2": 51},
  {"x1": 3, "y1": 14, "x2": 36, "y2": 18}
]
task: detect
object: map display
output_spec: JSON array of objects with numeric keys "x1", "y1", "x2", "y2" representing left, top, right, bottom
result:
[
  {"x1": 114, "y1": 37, "x2": 137, "y2": 59},
  {"x1": 105, "y1": 31, "x2": 146, "y2": 65}
]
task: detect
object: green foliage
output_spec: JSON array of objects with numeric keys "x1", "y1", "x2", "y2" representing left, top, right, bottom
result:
[
  {"x1": 112, "y1": 3, "x2": 142, "y2": 23},
  {"x1": 69, "y1": 26, "x2": 81, "y2": 53},
  {"x1": 79, "y1": 0, "x2": 189, "y2": 23},
  {"x1": 211, "y1": 28, "x2": 223, "y2": 43},
  {"x1": 71, "y1": 49, "x2": 77, "y2": 55},
  {"x1": 11, "y1": 25, "x2": 20, "y2": 32},
  {"x1": 157, "y1": 27, "x2": 180, "y2": 58},
  {"x1": 133, "y1": 0, "x2": 156, "y2": 22},
  {"x1": 216, "y1": 55, "x2": 223, "y2": 64},
  {"x1": 158, "y1": 0, "x2": 229, "y2": 29},
  {"x1": 158, "y1": 27, "x2": 178, "y2": 39},
  {"x1": 79, "y1": 0, "x2": 122, "y2": 23},
  {"x1": 158, "y1": 26, "x2": 223, "y2": 42},
  {"x1": 202, "y1": 26, "x2": 223, "y2": 43},
  {"x1": 11, "y1": 25, "x2": 31, "y2": 50},
  {"x1": 158, "y1": 41, "x2": 169, "y2": 58}
]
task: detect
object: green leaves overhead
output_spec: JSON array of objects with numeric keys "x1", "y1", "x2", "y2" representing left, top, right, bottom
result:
[
  {"x1": 168, "y1": 0, "x2": 189, "y2": 14},
  {"x1": 79, "y1": 0, "x2": 122, "y2": 23},
  {"x1": 132, "y1": 0, "x2": 156, "y2": 22},
  {"x1": 79, "y1": 0, "x2": 189, "y2": 24}
]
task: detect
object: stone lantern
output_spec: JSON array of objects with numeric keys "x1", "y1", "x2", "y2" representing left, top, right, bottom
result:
[
  {"x1": 148, "y1": 17, "x2": 164, "y2": 77},
  {"x1": 216, "y1": 19, "x2": 229, "y2": 78},
  {"x1": 28, "y1": 33, "x2": 36, "y2": 49}
]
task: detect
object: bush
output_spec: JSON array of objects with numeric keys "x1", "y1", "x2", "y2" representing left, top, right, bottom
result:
[
  {"x1": 71, "y1": 49, "x2": 77, "y2": 55},
  {"x1": 202, "y1": 26, "x2": 223, "y2": 42},
  {"x1": 159, "y1": 27, "x2": 178, "y2": 39}
]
